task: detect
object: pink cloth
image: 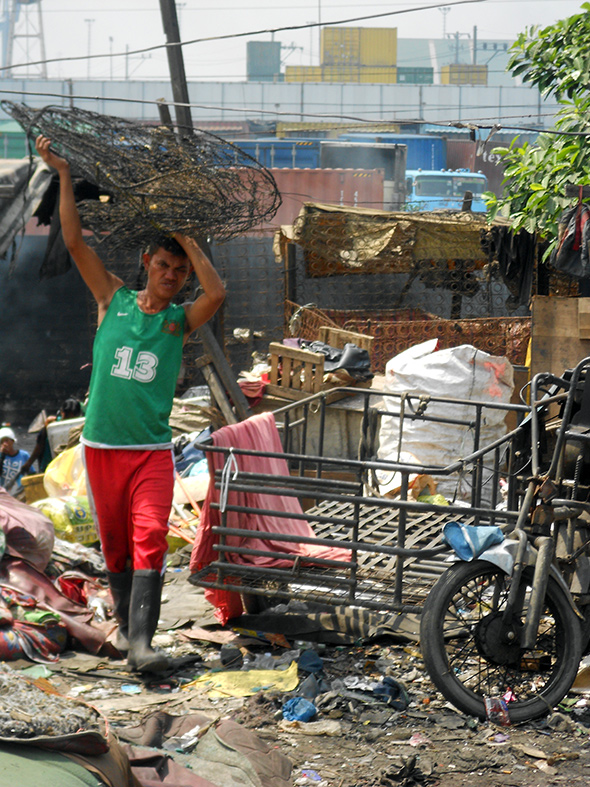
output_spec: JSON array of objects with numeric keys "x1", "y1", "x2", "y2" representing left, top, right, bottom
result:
[
  {"x1": 0, "y1": 488, "x2": 55, "y2": 571},
  {"x1": 190, "y1": 412, "x2": 350, "y2": 623}
]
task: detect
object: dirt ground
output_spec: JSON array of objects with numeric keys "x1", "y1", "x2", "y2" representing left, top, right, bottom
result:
[{"x1": 18, "y1": 564, "x2": 590, "y2": 787}]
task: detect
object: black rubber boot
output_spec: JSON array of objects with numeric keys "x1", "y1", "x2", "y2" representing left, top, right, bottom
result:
[
  {"x1": 127, "y1": 569, "x2": 170, "y2": 674},
  {"x1": 107, "y1": 570, "x2": 132, "y2": 655}
]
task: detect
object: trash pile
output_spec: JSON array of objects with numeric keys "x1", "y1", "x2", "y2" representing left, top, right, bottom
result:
[{"x1": 3, "y1": 348, "x2": 590, "y2": 786}]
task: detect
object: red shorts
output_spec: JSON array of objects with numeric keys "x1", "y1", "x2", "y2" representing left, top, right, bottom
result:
[{"x1": 83, "y1": 446, "x2": 174, "y2": 573}]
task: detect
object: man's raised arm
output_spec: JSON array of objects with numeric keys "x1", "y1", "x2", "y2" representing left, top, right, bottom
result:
[
  {"x1": 174, "y1": 234, "x2": 225, "y2": 338},
  {"x1": 35, "y1": 135, "x2": 122, "y2": 315}
]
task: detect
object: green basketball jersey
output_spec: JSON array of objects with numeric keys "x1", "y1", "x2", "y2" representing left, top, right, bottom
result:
[{"x1": 82, "y1": 287, "x2": 186, "y2": 448}]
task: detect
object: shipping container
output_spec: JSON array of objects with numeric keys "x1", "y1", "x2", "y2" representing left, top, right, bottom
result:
[
  {"x1": 246, "y1": 41, "x2": 282, "y2": 82},
  {"x1": 322, "y1": 65, "x2": 361, "y2": 82},
  {"x1": 235, "y1": 139, "x2": 321, "y2": 168},
  {"x1": 440, "y1": 64, "x2": 488, "y2": 86},
  {"x1": 253, "y1": 168, "x2": 385, "y2": 231},
  {"x1": 320, "y1": 141, "x2": 407, "y2": 209},
  {"x1": 359, "y1": 28, "x2": 397, "y2": 67},
  {"x1": 321, "y1": 27, "x2": 397, "y2": 68},
  {"x1": 446, "y1": 139, "x2": 477, "y2": 172},
  {"x1": 359, "y1": 66, "x2": 397, "y2": 83},
  {"x1": 234, "y1": 138, "x2": 406, "y2": 208},
  {"x1": 286, "y1": 64, "x2": 397, "y2": 83},
  {"x1": 284, "y1": 65, "x2": 323, "y2": 82},
  {"x1": 321, "y1": 27, "x2": 361, "y2": 66},
  {"x1": 397, "y1": 66, "x2": 434, "y2": 84},
  {"x1": 338, "y1": 132, "x2": 446, "y2": 171}
]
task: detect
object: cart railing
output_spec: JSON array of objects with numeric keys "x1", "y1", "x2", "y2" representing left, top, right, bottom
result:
[{"x1": 191, "y1": 388, "x2": 530, "y2": 613}]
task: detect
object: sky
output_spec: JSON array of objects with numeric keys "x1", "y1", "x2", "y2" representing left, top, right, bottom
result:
[{"x1": 6, "y1": 0, "x2": 587, "y2": 82}]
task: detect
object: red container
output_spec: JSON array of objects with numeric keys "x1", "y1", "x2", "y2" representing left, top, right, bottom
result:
[
  {"x1": 446, "y1": 138, "x2": 506, "y2": 197},
  {"x1": 253, "y1": 168, "x2": 384, "y2": 232},
  {"x1": 446, "y1": 139, "x2": 477, "y2": 172}
]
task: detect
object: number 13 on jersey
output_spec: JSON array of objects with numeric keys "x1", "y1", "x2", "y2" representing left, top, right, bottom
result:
[{"x1": 111, "y1": 346, "x2": 159, "y2": 383}]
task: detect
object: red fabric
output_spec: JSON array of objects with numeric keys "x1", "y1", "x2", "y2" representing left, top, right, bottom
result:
[
  {"x1": 57, "y1": 576, "x2": 89, "y2": 605},
  {"x1": 237, "y1": 379, "x2": 267, "y2": 407},
  {"x1": 84, "y1": 447, "x2": 173, "y2": 572},
  {"x1": 190, "y1": 412, "x2": 351, "y2": 623}
]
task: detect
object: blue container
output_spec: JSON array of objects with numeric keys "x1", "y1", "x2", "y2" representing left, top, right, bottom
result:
[
  {"x1": 235, "y1": 139, "x2": 320, "y2": 169},
  {"x1": 338, "y1": 133, "x2": 446, "y2": 171}
]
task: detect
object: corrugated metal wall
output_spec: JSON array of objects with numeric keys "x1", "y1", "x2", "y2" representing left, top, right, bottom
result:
[{"x1": 0, "y1": 78, "x2": 558, "y2": 128}]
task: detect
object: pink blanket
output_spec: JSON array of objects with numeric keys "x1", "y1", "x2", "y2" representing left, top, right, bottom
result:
[{"x1": 190, "y1": 412, "x2": 350, "y2": 622}]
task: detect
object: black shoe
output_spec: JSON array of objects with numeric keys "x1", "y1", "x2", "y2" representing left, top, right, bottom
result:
[
  {"x1": 107, "y1": 570, "x2": 132, "y2": 654},
  {"x1": 127, "y1": 569, "x2": 170, "y2": 674}
]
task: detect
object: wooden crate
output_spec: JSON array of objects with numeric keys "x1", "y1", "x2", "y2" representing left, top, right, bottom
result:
[
  {"x1": 267, "y1": 342, "x2": 325, "y2": 400},
  {"x1": 266, "y1": 327, "x2": 374, "y2": 401}
]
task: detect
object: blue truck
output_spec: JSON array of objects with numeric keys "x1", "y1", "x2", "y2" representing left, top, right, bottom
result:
[{"x1": 405, "y1": 169, "x2": 488, "y2": 212}]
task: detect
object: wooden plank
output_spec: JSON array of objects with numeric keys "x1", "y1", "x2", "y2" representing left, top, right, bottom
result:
[
  {"x1": 199, "y1": 363, "x2": 238, "y2": 424},
  {"x1": 270, "y1": 351, "x2": 280, "y2": 385},
  {"x1": 579, "y1": 300, "x2": 590, "y2": 340},
  {"x1": 197, "y1": 322, "x2": 251, "y2": 421},
  {"x1": 265, "y1": 383, "x2": 309, "y2": 400},
  {"x1": 268, "y1": 342, "x2": 325, "y2": 364},
  {"x1": 318, "y1": 326, "x2": 374, "y2": 353},
  {"x1": 530, "y1": 296, "x2": 590, "y2": 380}
]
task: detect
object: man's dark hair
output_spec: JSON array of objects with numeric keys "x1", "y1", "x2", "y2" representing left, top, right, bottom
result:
[
  {"x1": 146, "y1": 236, "x2": 188, "y2": 259},
  {"x1": 61, "y1": 398, "x2": 82, "y2": 419}
]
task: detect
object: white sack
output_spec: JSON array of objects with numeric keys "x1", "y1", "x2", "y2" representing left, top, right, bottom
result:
[{"x1": 377, "y1": 341, "x2": 514, "y2": 504}]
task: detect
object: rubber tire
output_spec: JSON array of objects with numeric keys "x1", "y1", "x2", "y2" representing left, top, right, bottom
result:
[{"x1": 420, "y1": 560, "x2": 582, "y2": 723}]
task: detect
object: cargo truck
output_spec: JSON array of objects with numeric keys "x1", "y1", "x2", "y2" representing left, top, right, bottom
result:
[{"x1": 405, "y1": 169, "x2": 488, "y2": 212}]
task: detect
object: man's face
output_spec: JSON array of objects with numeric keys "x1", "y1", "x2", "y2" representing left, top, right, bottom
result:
[
  {"x1": 143, "y1": 248, "x2": 190, "y2": 299},
  {"x1": 0, "y1": 437, "x2": 16, "y2": 455}
]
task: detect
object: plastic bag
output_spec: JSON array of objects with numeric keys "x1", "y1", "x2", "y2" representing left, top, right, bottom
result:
[
  {"x1": 378, "y1": 341, "x2": 514, "y2": 505},
  {"x1": 31, "y1": 496, "x2": 98, "y2": 545},
  {"x1": 43, "y1": 444, "x2": 87, "y2": 498}
]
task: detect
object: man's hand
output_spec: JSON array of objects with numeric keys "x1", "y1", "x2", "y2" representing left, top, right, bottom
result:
[{"x1": 35, "y1": 135, "x2": 69, "y2": 173}]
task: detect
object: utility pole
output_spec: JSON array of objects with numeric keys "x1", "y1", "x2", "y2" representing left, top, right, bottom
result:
[
  {"x1": 158, "y1": 0, "x2": 193, "y2": 134},
  {"x1": 439, "y1": 6, "x2": 451, "y2": 39},
  {"x1": 473, "y1": 25, "x2": 477, "y2": 65},
  {"x1": 317, "y1": 0, "x2": 321, "y2": 66},
  {"x1": 84, "y1": 18, "x2": 94, "y2": 79},
  {"x1": 157, "y1": 0, "x2": 250, "y2": 421}
]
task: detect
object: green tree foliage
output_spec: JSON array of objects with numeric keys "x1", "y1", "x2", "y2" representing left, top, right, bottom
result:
[{"x1": 487, "y1": 3, "x2": 590, "y2": 254}]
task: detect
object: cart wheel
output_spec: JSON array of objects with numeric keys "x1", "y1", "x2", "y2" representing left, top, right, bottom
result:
[{"x1": 420, "y1": 560, "x2": 582, "y2": 723}]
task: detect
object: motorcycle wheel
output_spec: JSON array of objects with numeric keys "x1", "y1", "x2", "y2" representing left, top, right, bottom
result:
[{"x1": 420, "y1": 559, "x2": 582, "y2": 722}]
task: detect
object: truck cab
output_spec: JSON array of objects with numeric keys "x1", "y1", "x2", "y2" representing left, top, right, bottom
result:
[{"x1": 405, "y1": 169, "x2": 488, "y2": 213}]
